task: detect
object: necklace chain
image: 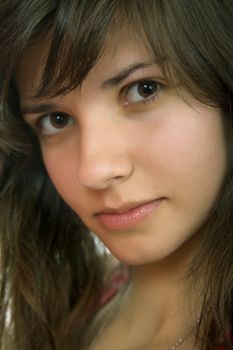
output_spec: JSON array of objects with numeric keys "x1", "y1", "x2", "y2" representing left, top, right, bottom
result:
[
  {"x1": 88, "y1": 316, "x2": 200, "y2": 350},
  {"x1": 168, "y1": 318, "x2": 200, "y2": 350}
]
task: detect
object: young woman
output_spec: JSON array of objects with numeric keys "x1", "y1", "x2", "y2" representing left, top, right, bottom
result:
[{"x1": 0, "y1": 1, "x2": 232, "y2": 349}]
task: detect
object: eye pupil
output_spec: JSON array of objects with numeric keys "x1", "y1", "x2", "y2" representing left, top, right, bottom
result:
[
  {"x1": 51, "y1": 113, "x2": 68, "y2": 128},
  {"x1": 138, "y1": 81, "x2": 157, "y2": 97}
]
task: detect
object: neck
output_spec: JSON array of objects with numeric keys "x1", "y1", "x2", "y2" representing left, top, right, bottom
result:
[{"x1": 117, "y1": 235, "x2": 203, "y2": 348}]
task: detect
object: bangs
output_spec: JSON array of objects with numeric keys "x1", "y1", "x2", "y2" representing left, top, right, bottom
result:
[
  {"x1": 19, "y1": 0, "x2": 231, "y2": 111},
  {"x1": 35, "y1": 0, "x2": 166, "y2": 98},
  {"x1": 36, "y1": 0, "x2": 118, "y2": 97},
  {"x1": 35, "y1": 0, "x2": 208, "y2": 102}
]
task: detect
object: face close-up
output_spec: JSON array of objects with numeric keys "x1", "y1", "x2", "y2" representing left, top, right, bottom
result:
[{"x1": 16, "y1": 27, "x2": 227, "y2": 266}]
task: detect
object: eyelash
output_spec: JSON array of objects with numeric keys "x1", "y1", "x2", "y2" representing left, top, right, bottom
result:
[
  {"x1": 35, "y1": 112, "x2": 74, "y2": 136},
  {"x1": 32, "y1": 78, "x2": 164, "y2": 137},
  {"x1": 123, "y1": 79, "x2": 163, "y2": 106}
]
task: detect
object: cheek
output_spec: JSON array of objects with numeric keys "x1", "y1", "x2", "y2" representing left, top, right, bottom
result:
[
  {"x1": 136, "y1": 107, "x2": 226, "y2": 206},
  {"x1": 42, "y1": 148, "x2": 84, "y2": 210}
]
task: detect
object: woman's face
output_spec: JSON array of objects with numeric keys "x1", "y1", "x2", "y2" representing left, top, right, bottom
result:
[{"x1": 16, "y1": 29, "x2": 227, "y2": 265}]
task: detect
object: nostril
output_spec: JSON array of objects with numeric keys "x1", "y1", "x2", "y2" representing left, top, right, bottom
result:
[{"x1": 76, "y1": 155, "x2": 133, "y2": 190}]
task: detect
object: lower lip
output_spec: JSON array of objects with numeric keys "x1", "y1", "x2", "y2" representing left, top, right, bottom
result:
[{"x1": 96, "y1": 199, "x2": 163, "y2": 230}]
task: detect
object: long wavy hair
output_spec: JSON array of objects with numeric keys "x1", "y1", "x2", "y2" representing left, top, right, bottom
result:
[{"x1": 0, "y1": 1, "x2": 233, "y2": 349}]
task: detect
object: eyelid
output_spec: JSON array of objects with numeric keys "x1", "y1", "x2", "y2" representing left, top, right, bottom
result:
[
  {"x1": 23, "y1": 109, "x2": 55, "y2": 126},
  {"x1": 120, "y1": 74, "x2": 166, "y2": 91},
  {"x1": 28, "y1": 111, "x2": 74, "y2": 136},
  {"x1": 121, "y1": 77, "x2": 166, "y2": 105},
  {"x1": 122, "y1": 76, "x2": 166, "y2": 94}
]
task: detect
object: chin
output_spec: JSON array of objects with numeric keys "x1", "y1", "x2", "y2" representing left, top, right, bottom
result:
[{"x1": 107, "y1": 246, "x2": 170, "y2": 266}]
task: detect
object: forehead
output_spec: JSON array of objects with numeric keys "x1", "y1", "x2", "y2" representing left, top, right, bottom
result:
[{"x1": 15, "y1": 27, "x2": 154, "y2": 101}]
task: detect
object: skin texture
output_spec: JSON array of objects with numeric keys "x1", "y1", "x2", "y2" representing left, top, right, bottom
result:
[
  {"x1": 16, "y1": 30, "x2": 227, "y2": 349},
  {"x1": 17, "y1": 31, "x2": 226, "y2": 266}
]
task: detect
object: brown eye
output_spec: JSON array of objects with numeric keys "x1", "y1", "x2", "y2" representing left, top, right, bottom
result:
[
  {"x1": 38, "y1": 112, "x2": 74, "y2": 136},
  {"x1": 124, "y1": 80, "x2": 162, "y2": 105},
  {"x1": 50, "y1": 112, "x2": 70, "y2": 128},
  {"x1": 137, "y1": 81, "x2": 159, "y2": 98}
]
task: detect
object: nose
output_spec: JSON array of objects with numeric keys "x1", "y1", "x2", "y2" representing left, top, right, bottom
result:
[{"x1": 76, "y1": 122, "x2": 133, "y2": 190}]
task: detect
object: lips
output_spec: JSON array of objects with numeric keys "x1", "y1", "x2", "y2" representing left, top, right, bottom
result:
[{"x1": 95, "y1": 198, "x2": 163, "y2": 230}]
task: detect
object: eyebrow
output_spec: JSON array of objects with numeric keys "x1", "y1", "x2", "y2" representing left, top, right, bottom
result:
[
  {"x1": 101, "y1": 61, "x2": 155, "y2": 88},
  {"x1": 22, "y1": 103, "x2": 58, "y2": 115},
  {"x1": 22, "y1": 61, "x2": 156, "y2": 115}
]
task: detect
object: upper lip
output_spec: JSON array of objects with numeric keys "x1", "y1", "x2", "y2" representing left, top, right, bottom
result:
[{"x1": 95, "y1": 198, "x2": 162, "y2": 215}]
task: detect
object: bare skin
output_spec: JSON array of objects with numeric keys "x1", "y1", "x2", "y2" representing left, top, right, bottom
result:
[
  {"x1": 93, "y1": 235, "x2": 202, "y2": 350},
  {"x1": 16, "y1": 27, "x2": 227, "y2": 349}
]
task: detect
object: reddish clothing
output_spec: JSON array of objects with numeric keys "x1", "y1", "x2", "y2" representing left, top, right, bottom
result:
[
  {"x1": 100, "y1": 270, "x2": 128, "y2": 306},
  {"x1": 218, "y1": 343, "x2": 232, "y2": 350}
]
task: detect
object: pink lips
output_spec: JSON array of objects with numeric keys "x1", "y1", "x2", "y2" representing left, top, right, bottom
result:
[{"x1": 95, "y1": 199, "x2": 163, "y2": 230}]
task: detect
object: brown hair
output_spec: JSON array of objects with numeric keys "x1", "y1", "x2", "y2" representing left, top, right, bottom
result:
[{"x1": 0, "y1": 1, "x2": 232, "y2": 349}]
